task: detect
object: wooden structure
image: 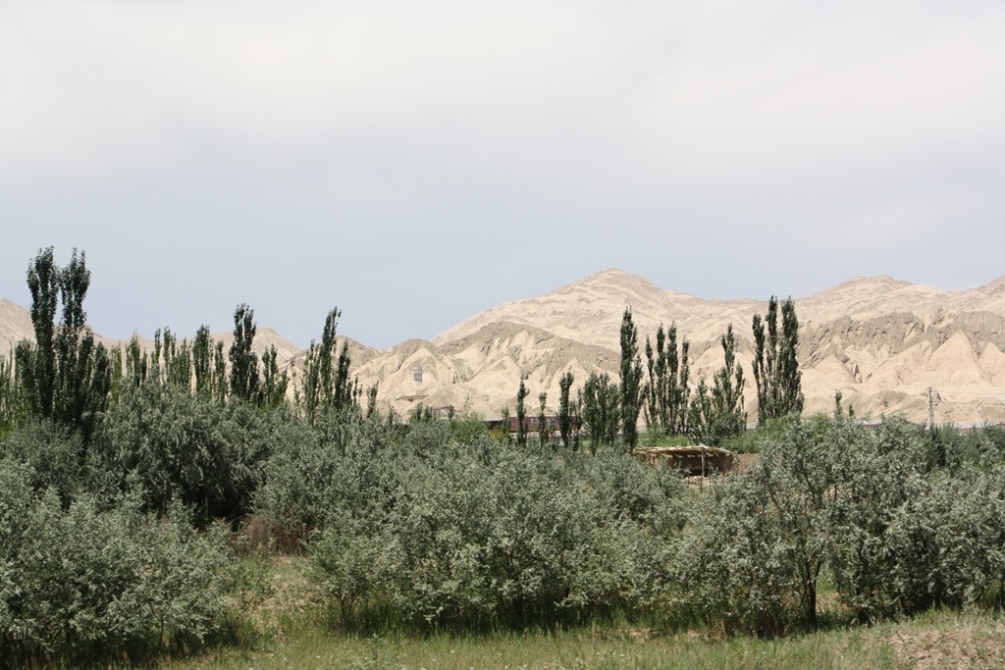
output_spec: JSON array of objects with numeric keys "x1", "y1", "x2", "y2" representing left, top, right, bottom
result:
[{"x1": 631, "y1": 445, "x2": 734, "y2": 476}]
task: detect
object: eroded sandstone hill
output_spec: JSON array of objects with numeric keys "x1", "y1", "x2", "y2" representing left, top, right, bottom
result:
[
  {"x1": 4, "y1": 269, "x2": 1005, "y2": 425},
  {"x1": 355, "y1": 269, "x2": 1005, "y2": 425}
]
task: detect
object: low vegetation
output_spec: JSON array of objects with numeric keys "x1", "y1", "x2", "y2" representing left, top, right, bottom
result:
[{"x1": 3, "y1": 248, "x2": 1005, "y2": 668}]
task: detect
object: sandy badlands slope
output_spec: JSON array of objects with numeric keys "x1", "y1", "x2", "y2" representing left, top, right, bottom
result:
[
  {"x1": 359, "y1": 269, "x2": 1005, "y2": 425},
  {"x1": 5, "y1": 269, "x2": 1005, "y2": 425}
]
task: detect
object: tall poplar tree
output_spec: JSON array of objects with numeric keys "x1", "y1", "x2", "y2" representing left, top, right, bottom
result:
[
  {"x1": 558, "y1": 371, "x2": 574, "y2": 448},
  {"x1": 259, "y1": 344, "x2": 288, "y2": 408},
  {"x1": 579, "y1": 372, "x2": 619, "y2": 453},
  {"x1": 643, "y1": 323, "x2": 690, "y2": 436},
  {"x1": 15, "y1": 247, "x2": 111, "y2": 448},
  {"x1": 301, "y1": 307, "x2": 359, "y2": 423},
  {"x1": 228, "y1": 303, "x2": 259, "y2": 402},
  {"x1": 752, "y1": 296, "x2": 803, "y2": 424},
  {"x1": 192, "y1": 325, "x2": 213, "y2": 396},
  {"x1": 619, "y1": 308, "x2": 643, "y2": 450},
  {"x1": 711, "y1": 323, "x2": 746, "y2": 433},
  {"x1": 779, "y1": 299, "x2": 803, "y2": 416},
  {"x1": 515, "y1": 378, "x2": 529, "y2": 447},
  {"x1": 20, "y1": 247, "x2": 59, "y2": 419},
  {"x1": 537, "y1": 391, "x2": 548, "y2": 446}
]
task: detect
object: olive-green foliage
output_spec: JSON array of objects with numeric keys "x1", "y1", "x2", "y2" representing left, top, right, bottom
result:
[
  {"x1": 515, "y1": 378, "x2": 529, "y2": 447},
  {"x1": 449, "y1": 412, "x2": 489, "y2": 446},
  {"x1": 384, "y1": 447, "x2": 616, "y2": 627},
  {"x1": 689, "y1": 324, "x2": 746, "y2": 446},
  {"x1": 744, "y1": 415, "x2": 863, "y2": 628},
  {"x1": 678, "y1": 415, "x2": 1005, "y2": 635},
  {"x1": 0, "y1": 419, "x2": 81, "y2": 505},
  {"x1": 93, "y1": 383, "x2": 288, "y2": 522},
  {"x1": 0, "y1": 459, "x2": 232, "y2": 668},
  {"x1": 263, "y1": 420, "x2": 687, "y2": 630},
  {"x1": 300, "y1": 308, "x2": 360, "y2": 424},
  {"x1": 672, "y1": 473, "x2": 796, "y2": 636},
  {"x1": 619, "y1": 308, "x2": 644, "y2": 450},
  {"x1": 256, "y1": 411, "x2": 395, "y2": 531},
  {"x1": 7, "y1": 367, "x2": 1005, "y2": 657},
  {"x1": 13, "y1": 247, "x2": 112, "y2": 449},
  {"x1": 579, "y1": 372, "x2": 620, "y2": 452},
  {"x1": 925, "y1": 422, "x2": 1005, "y2": 472},
  {"x1": 752, "y1": 297, "x2": 803, "y2": 425},
  {"x1": 825, "y1": 420, "x2": 1005, "y2": 621},
  {"x1": 558, "y1": 371, "x2": 575, "y2": 448},
  {"x1": 643, "y1": 323, "x2": 690, "y2": 437}
]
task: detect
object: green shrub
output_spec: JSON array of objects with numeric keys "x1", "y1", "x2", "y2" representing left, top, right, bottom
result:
[
  {"x1": 0, "y1": 419, "x2": 81, "y2": 505},
  {"x1": 449, "y1": 412, "x2": 490, "y2": 446},
  {"x1": 257, "y1": 412, "x2": 397, "y2": 535},
  {"x1": 93, "y1": 385, "x2": 292, "y2": 522},
  {"x1": 0, "y1": 459, "x2": 233, "y2": 667},
  {"x1": 292, "y1": 413, "x2": 1005, "y2": 636},
  {"x1": 670, "y1": 475, "x2": 797, "y2": 636},
  {"x1": 303, "y1": 441, "x2": 685, "y2": 631},
  {"x1": 694, "y1": 416, "x2": 1005, "y2": 629}
]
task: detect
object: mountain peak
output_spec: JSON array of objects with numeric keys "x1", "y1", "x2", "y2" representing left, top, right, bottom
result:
[
  {"x1": 557, "y1": 268, "x2": 662, "y2": 298},
  {"x1": 822, "y1": 275, "x2": 911, "y2": 294},
  {"x1": 579, "y1": 268, "x2": 647, "y2": 284}
]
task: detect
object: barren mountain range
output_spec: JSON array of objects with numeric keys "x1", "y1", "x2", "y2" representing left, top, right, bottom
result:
[{"x1": 4, "y1": 268, "x2": 1005, "y2": 426}]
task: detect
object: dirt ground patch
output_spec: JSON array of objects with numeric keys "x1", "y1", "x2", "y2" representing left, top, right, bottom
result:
[
  {"x1": 887, "y1": 617, "x2": 1005, "y2": 669},
  {"x1": 732, "y1": 452, "x2": 758, "y2": 474}
]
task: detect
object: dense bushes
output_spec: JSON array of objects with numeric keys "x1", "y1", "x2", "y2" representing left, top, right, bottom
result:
[
  {"x1": 259, "y1": 426, "x2": 686, "y2": 630},
  {"x1": 672, "y1": 416, "x2": 1005, "y2": 633},
  {"x1": 8, "y1": 368, "x2": 1005, "y2": 663},
  {"x1": 0, "y1": 398, "x2": 295, "y2": 663},
  {"x1": 92, "y1": 384, "x2": 292, "y2": 522},
  {"x1": 0, "y1": 459, "x2": 232, "y2": 668},
  {"x1": 247, "y1": 412, "x2": 1005, "y2": 636}
]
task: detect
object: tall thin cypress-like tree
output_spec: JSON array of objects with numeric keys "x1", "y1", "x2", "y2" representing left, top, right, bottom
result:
[
  {"x1": 579, "y1": 372, "x2": 619, "y2": 452},
  {"x1": 15, "y1": 248, "x2": 111, "y2": 449},
  {"x1": 301, "y1": 307, "x2": 359, "y2": 422},
  {"x1": 516, "y1": 378, "x2": 529, "y2": 447},
  {"x1": 619, "y1": 308, "x2": 643, "y2": 450},
  {"x1": 705, "y1": 323, "x2": 747, "y2": 443},
  {"x1": 752, "y1": 296, "x2": 803, "y2": 424},
  {"x1": 643, "y1": 323, "x2": 690, "y2": 436},
  {"x1": 538, "y1": 391, "x2": 548, "y2": 446},
  {"x1": 192, "y1": 325, "x2": 213, "y2": 396},
  {"x1": 228, "y1": 304, "x2": 259, "y2": 402},
  {"x1": 259, "y1": 344, "x2": 288, "y2": 407},
  {"x1": 21, "y1": 247, "x2": 59, "y2": 419},
  {"x1": 558, "y1": 371, "x2": 574, "y2": 448},
  {"x1": 779, "y1": 299, "x2": 803, "y2": 417}
]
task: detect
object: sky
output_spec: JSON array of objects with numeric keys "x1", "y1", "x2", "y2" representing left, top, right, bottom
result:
[{"x1": 2, "y1": 1, "x2": 1004, "y2": 349}]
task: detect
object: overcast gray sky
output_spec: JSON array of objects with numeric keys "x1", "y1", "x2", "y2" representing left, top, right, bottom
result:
[{"x1": 2, "y1": 1, "x2": 1003, "y2": 348}]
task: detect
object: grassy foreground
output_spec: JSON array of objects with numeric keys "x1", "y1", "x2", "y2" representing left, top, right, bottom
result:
[
  {"x1": 165, "y1": 613, "x2": 1005, "y2": 670},
  {"x1": 168, "y1": 627, "x2": 892, "y2": 670},
  {"x1": 158, "y1": 557, "x2": 1005, "y2": 670}
]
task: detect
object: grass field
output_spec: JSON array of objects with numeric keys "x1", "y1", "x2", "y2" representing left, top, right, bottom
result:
[
  {"x1": 165, "y1": 612, "x2": 1005, "y2": 670},
  {"x1": 156, "y1": 557, "x2": 1005, "y2": 670}
]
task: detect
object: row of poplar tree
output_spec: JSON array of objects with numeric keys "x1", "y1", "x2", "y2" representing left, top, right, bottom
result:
[
  {"x1": 0, "y1": 247, "x2": 374, "y2": 445},
  {"x1": 508, "y1": 299, "x2": 804, "y2": 450},
  {"x1": 0, "y1": 247, "x2": 803, "y2": 453}
]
